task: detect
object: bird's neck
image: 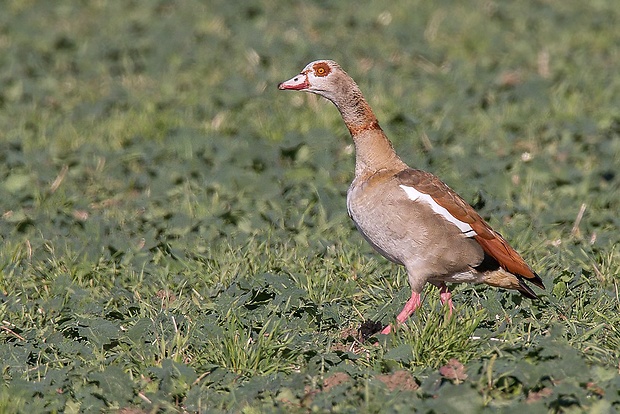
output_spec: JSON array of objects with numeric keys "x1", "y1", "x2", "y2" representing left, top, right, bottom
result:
[
  {"x1": 331, "y1": 89, "x2": 408, "y2": 176},
  {"x1": 350, "y1": 127, "x2": 408, "y2": 177}
]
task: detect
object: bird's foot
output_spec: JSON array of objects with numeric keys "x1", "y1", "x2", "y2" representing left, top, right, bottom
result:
[
  {"x1": 379, "y1": 291, "x2": 422, "y2": 334},
  {"x1": 438, "y1": 283, "x2": 454, "y2": 316}
]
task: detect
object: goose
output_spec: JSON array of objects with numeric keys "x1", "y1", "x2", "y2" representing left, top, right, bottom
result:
[{"x1": 278, "y1": 60, "x2": 544, "y2": 334}]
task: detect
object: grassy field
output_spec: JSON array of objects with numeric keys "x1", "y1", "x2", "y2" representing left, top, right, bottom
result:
[{"x1": 1, "y1": 0, "x2": 619, "y2": 412}]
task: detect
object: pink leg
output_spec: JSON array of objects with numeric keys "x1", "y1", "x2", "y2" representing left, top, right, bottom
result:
[
  {"x1": 438, "y1": 283, "x2": 454, "y2": 316},
  {"x1": 380, "y1": 291, "x2": 422, "y2": 334}
]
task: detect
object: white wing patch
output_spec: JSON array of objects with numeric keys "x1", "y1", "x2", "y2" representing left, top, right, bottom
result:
[{"x1": 399, "y1": 184, "x2": 477, "y2": 237}]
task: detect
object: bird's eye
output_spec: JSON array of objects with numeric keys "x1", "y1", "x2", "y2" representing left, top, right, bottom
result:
[{"x1": 312, "y1": 62, "x2": 331, "y2": 77}]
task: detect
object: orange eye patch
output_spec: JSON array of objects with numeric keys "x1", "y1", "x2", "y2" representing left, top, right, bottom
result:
[{"x1": 313, "y1": 62, "x2": 331, "y2": 77}]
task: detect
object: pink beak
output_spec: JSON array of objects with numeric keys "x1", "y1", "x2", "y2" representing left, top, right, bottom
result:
[{"x1": 278, "y1": 74, "x2": 309, "y2": 90}]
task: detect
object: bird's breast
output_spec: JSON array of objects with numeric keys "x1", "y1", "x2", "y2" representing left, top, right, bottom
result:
[{"x1": 346, "y1": 179, "x2": 428, "y2": 265}]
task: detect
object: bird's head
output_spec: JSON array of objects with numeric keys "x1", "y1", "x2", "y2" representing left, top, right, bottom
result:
[{"x1": 278, "y1": 60, "x2": 345, "y2": 100}]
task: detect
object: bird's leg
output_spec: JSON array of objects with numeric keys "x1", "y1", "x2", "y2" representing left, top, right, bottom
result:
[
  {"x1": 438, "y1": 282, "x2": 454, "y2": 316},
  {"x1": 380, "y1": 291, "x2": 422, "y2": 334}
]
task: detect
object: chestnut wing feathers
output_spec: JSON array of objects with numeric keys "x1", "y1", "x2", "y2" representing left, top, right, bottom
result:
[{"x1": 396, "y1": 169, "x2": 544, "y2": 289}]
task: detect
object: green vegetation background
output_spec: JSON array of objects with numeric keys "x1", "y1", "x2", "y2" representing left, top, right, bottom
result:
[{"x1": 1, "y1": 0, "x2": 619, "y2": 412}]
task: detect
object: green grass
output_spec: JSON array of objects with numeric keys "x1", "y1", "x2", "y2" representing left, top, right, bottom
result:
[{"x1": 1, "y1": 0, "x2": 619, "y2": 412}]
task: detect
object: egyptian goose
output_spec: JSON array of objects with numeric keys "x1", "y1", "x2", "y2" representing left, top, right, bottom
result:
[{"x1": 278, "y1": 60, "x2": 544, "y2": 334}]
